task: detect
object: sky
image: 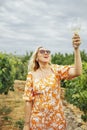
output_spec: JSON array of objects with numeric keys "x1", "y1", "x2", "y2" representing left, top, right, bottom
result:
[{"x1": 0, "y1": 0, "x2": 87, "y2": 55}]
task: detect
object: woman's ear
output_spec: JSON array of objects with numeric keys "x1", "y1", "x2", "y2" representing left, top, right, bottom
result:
[{"x1": 36, "y1": 58, "x2": 38, "y2": 62}]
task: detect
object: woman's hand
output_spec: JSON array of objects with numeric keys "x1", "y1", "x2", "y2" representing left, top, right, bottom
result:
[{"x1": 72, "y1": 33, "x2": 81, "y2": 49}]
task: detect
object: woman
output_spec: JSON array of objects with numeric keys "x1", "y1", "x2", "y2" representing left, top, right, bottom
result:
[{"x1": 23, "y1": 34, "x2": 82, "y2": 130}]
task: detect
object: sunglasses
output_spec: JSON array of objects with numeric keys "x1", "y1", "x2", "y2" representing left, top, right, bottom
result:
[{"x1": 39, "y1": 49, "x2": 51, "y2": 54}]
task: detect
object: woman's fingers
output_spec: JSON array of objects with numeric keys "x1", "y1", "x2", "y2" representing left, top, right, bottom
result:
[{"x1": 72, "y1": 34, "x2": 81, "y2": 48}]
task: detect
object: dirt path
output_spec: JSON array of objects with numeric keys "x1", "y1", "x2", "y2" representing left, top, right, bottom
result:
[{"x1": 0, "y1": 80, "x2": 87, "y2": 130}]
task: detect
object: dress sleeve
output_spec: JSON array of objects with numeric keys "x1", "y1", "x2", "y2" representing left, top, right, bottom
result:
[
  {"x1": 23, "y1": 72, "x2": 34, "y2": 101},
  {"x1": 52, "y1": 64, "x2": 74, "y2": 80}
]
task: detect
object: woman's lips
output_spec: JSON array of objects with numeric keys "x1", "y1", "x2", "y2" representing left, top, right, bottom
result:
[{"x1": 44, "y1": 56, "x2": 49, "y2": 58}]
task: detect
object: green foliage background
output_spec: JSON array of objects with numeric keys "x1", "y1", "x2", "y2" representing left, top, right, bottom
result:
[{"x1": 0, "y1": 53, "x2": 14, "y2": 94}]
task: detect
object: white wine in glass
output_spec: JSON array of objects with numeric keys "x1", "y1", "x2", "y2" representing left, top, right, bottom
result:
[{"x1": 71, "y1": 17, "x2": 81, "y2": 34}]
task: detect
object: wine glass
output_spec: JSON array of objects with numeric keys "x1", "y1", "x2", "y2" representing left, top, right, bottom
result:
[
  {"x1": 70, "y1": 17, "x2": 82, "y2": 48},
  {"x1": 70, "y1": 17, "x2": 81, "y2": 35}
]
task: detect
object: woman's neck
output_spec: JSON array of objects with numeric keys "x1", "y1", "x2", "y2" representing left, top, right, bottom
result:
[{"x1": 39, "y1": 62, "x2": 50, "y2": 70}]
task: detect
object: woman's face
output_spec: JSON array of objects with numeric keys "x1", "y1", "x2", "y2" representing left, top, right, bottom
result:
[{"x1": 37, "y1": 47, "x2": 51, "y2": 64}]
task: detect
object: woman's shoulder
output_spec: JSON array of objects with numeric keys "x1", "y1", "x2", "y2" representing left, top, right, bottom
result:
[
  {"x1": 27, "y1": 71, "x2": 38, "y2": 81},
  {"x1": 27, "y1": 71, "x2": 32, "y2": 79},
  {"x1": 51, "y1": 64, "x2": 60, "y2": 68},
  {"x1": 51, "y1": 64, "x2": 70, "y2": 70},
  {"x1": 50, "y1": 64, "x2": 60, "y2": 73},
  {"x1": 28, "y1": 70, "x2": 39, "y2": 80},
  {"x1": 51, "y1": 64, "x2": 68, "y2": 72}
]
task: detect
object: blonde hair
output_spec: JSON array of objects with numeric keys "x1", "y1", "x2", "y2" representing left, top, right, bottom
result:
[
  {"x1": 28, "y1": 46, "x2": 51, "y2": 72},
  {"x1": 28, "y1": 46, "x2": 43, "y2": 72}
]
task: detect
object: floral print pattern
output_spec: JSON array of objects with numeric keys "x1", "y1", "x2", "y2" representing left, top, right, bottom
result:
[{"x1": 23, "y1": 64, "x2": 73, "y2": 130}]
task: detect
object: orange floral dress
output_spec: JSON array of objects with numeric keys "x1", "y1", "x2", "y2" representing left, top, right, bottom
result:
[{"x1": 23, "y1": 64, "x2": 73, "y2": 130}]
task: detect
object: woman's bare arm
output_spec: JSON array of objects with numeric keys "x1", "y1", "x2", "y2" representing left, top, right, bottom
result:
[
  {"x1": 23, "y1": 101, "x2": 32, "y2": 130},
  {"x1": 69, "y1": 34, "x2": 82, "y2": 78}
]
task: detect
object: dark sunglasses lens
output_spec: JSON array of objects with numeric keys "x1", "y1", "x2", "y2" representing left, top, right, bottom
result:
[
  {"x1": 39, "y1": 50, "x2": 51, "y2": 54},
  {"x1": 46, "y1": 50, "x2": 51, "y2": 54},
  {"x1": 40, "y1": 50, "x2": 45, "y2": 54}
]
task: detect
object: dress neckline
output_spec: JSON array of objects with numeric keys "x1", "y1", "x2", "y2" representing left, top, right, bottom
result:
[{"x1": 32, "y1": 64, "x2": 56, "y2": 83}]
